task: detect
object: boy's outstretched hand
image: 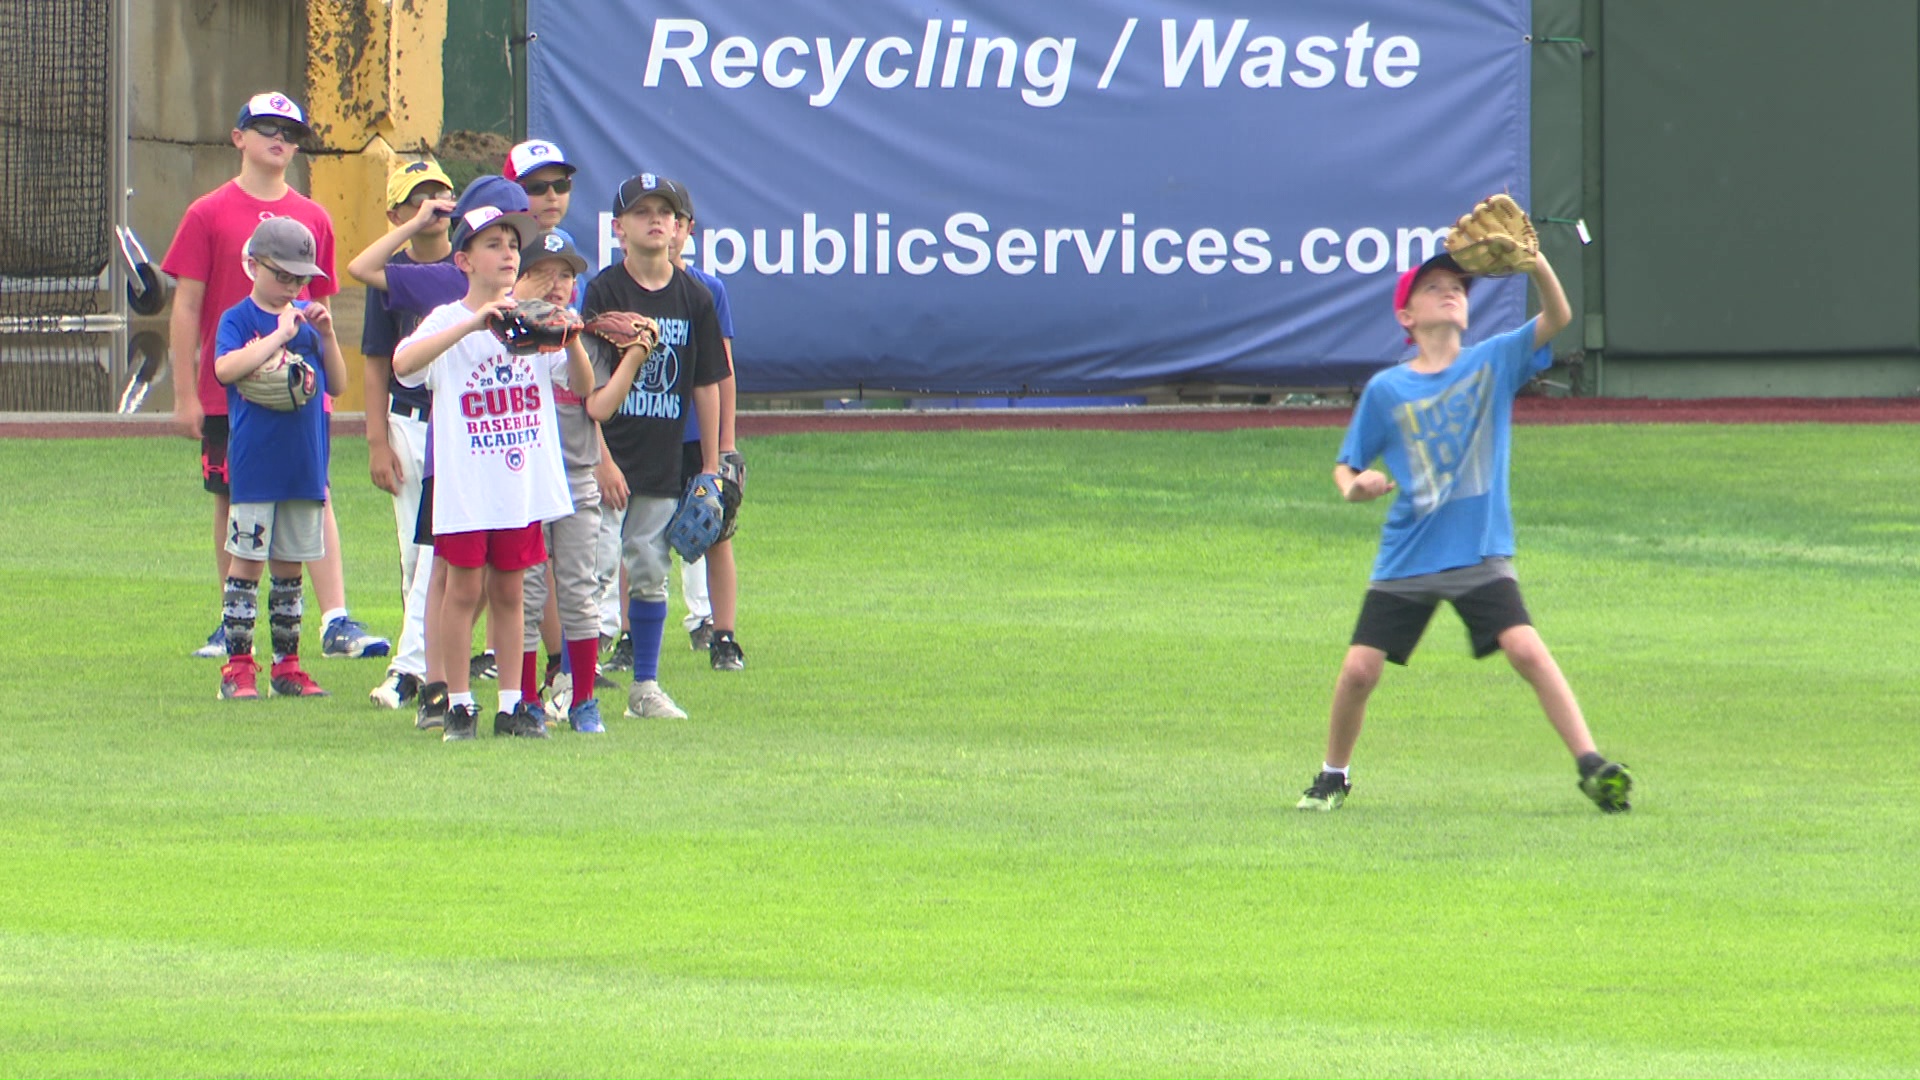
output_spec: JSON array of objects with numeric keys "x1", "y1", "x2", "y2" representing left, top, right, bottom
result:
[{"x1": 1345, "y1": 469, "x2": 1397, "y2": 502}]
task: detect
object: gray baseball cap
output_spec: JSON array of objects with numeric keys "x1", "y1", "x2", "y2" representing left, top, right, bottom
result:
[{"x1": 246, "y1": 216, "x2": 327, "y2": 279}]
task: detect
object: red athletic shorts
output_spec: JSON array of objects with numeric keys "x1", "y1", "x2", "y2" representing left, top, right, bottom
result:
[{"x1": 435, "y1": 520, "x2": 547, "y2": 572}]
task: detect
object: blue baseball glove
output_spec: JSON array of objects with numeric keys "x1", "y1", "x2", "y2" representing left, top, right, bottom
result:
[{"x1": 668, "y1": 472, "x2": 727, "y2": 564}]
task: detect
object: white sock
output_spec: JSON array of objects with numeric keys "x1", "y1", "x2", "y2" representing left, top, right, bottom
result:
[
  {"x1": 449, "y1": 691, "x2": 474, "y2": 710},
  {"x1": 1322, "y1": 763, "x2": 1349, "y2": 777},
  {"x1": 498, "y1": 691, "x2": 517, "y2": 717},
  {"x1": 322, "y1": 607, "x2": 348, "y2": 626}
]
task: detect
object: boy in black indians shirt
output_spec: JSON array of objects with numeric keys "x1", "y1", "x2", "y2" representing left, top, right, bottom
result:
[{"x1": 582, "y1": 173, "x2": 728, "y2": 723}]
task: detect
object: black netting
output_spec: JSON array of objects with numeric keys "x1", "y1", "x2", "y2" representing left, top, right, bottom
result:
[{"x1": 0, "y1": 0, "x2": 112, "y2": 304}]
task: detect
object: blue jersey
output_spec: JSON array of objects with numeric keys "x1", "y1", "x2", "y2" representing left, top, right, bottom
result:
[
  {"x1": 681, "y1": 265, "x2": 733, "y2": 444},
  {"x1": 217, "y1": 296, "x2": 331, "y2": 505},
  {"x1": 1336, "y1": 320, "x2": 1549, "y2": 581}
]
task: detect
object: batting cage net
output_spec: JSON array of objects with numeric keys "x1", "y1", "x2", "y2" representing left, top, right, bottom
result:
[{"x1": 0, "y1": 0, "x2": 117, "y2": 411}]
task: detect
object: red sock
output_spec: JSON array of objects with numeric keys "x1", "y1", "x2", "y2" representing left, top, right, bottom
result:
[
  {"x1": 567, "y1": 636, "x2": 598, "y2": 706},
  {"x1": 521, "y1": 650, "x2": 540, "y2": 704}
]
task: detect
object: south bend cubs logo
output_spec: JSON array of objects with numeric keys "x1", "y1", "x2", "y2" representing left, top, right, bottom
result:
[
  {"x1": 268, "y1": 94, "x2": 294, "y2": 114},
  {"x1": 460, "y1": 352, "x2": 546, "y2": 458}
]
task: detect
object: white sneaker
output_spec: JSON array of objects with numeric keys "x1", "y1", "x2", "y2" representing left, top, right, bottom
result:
[
  {"x1": 542, "y1": 682, "x2": 574, "y2": 723},
  {"x1": 368, "y1": 669, "x2": 421, "y2": 709},
  {"x1": 625, "y1": 679, "x2": 687, "y2": 720}
]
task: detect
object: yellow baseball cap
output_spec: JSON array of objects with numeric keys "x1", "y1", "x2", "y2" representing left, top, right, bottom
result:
[{"x1": 385, "y1": 159, "x2": 456, "y2": 209}]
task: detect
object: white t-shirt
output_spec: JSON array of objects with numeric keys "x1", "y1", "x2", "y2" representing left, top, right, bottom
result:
[{"x1": 397, "y1": 300, "x2": 574, "y2": 533}]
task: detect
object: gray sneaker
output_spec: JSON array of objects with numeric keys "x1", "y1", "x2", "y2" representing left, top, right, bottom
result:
[
  {"x1": 625, "y1": 679, "x2": 688, "y2": 720},
  {"x1": 689, "y1": 619, "x2": 715, "y2": 651}
]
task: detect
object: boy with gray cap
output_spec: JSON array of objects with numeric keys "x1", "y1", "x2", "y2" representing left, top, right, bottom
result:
[{"x1": 210, "y1": 216, "x2": 348, "y2": 700}]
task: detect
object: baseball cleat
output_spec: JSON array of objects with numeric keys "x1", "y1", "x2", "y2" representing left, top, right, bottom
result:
[
  {"x1": 494, "y1": 701, "x2": 549, "y2": 739},
  {"x1": 602, "y1": 632, "x2": 633, "y2": 673},
  {"x1": 218, "y1": 655, "x2": 260, "y2": 700},
  {"x1": 689, "y1": 619, "x2": 714, "y2": 651},
  {"x1": 1296, "y1": 770, "x2": 1351, "y2": 812},
  {"x1": 442, "y1": 703, "x2": 478, "y2": 742},
  {"x1": 321, "y1": 616, "x2": 390, "y2": 659},
  {"x1": 625, "y1": 679, "x2": 687, "y2": 720},
  {"x1": 369, "y1": 669, "x2": 421, "y2": 709},
  {"x1": 194, "y1": 624, "x2": 230, "y2": 659},
  {"x1": 468, "y1": 650, "x2": 498, "y2": 681},
  {"x1": 709, "y1": 631, "x2": 744, "y2": 671},
  {"x1": 269, "y1": 659, "x2": 330, "y2": 698},
  {"x1": 1579, "y1": 761, "x2": 1634, "y2": 813},
  {"x1": 567, "y1": 698, "x2": 606, "y2": 734},
  {"x1": 414, "y1": 680, "x2": 449, "y2": 730}
]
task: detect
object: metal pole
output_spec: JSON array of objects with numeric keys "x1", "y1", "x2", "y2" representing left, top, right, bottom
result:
[{"x1": 108, "y1": 0, "x2": 130, "y2": 399}]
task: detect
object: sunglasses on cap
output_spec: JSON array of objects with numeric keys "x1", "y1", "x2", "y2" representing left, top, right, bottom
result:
[
  {"x1": 246, "y1": 120, "x2": 305, "y2": 142},
  {"x1": 520, "y1": 177, "x2": 572, "y2": 196},
  {"x1": 252, "y1": 259, "x2": 312, "y2": 287}
]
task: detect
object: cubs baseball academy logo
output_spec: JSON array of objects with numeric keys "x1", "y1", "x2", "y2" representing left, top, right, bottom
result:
[
  {"x1": 618, "y1": 315, "x2": 687, "y2": 420},
  {"x1": 459, "y1": 351, "x2": 546, "y2": 467}
]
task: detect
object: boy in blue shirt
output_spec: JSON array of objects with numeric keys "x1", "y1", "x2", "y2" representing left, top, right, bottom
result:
[
  {"x1": 210, "y1": 217, "x2": 348, "y2": 700},
  {"x1": 1297, "y1": 245, "x2": 1633, "y2": 813}
]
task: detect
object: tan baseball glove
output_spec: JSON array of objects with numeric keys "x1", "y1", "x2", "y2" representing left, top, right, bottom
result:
[
  {"x1": 583, "y1": 311, "x2": 661, "y2": 354},
  {"x1": 235, "y1": 348, "x2": 319, "y2": 412},
  {"x1": 1443, "y1": 194, "x2": 1539, "y2": 276}
]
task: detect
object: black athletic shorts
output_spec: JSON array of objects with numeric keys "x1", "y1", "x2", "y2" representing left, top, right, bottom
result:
[
  {"x1": 1351, "y1": 577, "x2": 1532, "y2": 666},
  {"x1": 200, "y1": 413, "x2": 230, "y2": 495}
]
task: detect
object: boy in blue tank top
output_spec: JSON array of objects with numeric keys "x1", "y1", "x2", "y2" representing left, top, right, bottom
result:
[{"x1": 1297, "y1": 242, "x2": 1633, "y2": 814}]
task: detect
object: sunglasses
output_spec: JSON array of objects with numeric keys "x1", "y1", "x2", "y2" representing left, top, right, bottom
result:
[
  {"x1": 253, "y1": 259, "x2": 312, "y2": 287},
  {"x1": 520, "y1": 177, "x2": 572, "y2": 196},
  {"x1": 403, "y1": 187, "x2": 454, "y2": 213},
  {"x1": 246, "y1": 120, "x2": 305, "y2": 142}
]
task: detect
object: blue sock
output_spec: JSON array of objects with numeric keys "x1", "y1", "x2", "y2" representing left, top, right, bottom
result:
[{"x1": 627, "y1": 599, "x2": 668, "y2": 682}]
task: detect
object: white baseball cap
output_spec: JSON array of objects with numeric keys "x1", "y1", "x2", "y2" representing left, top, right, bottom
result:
[
  {"x1": 503, "y1": 139, "x2": 576, "y2": 182},
  {"x1": 235, "y1": 92, "x2": 311, "y2": 135}
]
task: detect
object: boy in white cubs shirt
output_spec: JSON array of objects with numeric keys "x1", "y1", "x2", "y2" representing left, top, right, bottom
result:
[{"x1": 393, "y1": 202, "x2": 594, "y2": 742}]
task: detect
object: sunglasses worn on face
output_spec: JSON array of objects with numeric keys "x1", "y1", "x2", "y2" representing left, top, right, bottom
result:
[
  {"x1": 247, "y1": 120, "x2": 304, "y2": 142},
  {"x1": 254, "y1": 260, "x2": 312, "y2": 287},
  {"x1": 520, "y1": 177, "x2": 572, "y2": 196}
]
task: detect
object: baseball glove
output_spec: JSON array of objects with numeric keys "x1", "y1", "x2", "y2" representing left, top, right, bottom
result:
[
  {"x1": 716, "y1": 450, "x2": 745, "y2": 542},
  {"x1": 668, "y1": 472, "x2": 727, "y2": 564},
  {"x1": 1443, "y1": 194, "x2": 1539, "y2": 276},
  {"x1": 582, "y1": 310, "x2": 660, "y2": 354},
  {"x1": 488, "y1": 297, "x2": 583, "y2": 355},
  {"x1": 235, "y1": 348, "x2": 319, "y2": 412}
]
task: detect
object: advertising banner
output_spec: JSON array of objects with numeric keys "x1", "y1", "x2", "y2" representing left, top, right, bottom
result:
[{"x1": 529, "y1": 0, "x2": 1531, "y2": 393}]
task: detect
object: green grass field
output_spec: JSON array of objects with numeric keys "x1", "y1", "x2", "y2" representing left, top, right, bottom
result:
[{"x1": 1, "y1": 424, "x2": 1915, "y2": 1077}]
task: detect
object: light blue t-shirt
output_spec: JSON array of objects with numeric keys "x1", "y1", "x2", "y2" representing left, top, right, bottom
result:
[{"x1": 1337, "y1": 319, "x2": 1550, "y2": 581}]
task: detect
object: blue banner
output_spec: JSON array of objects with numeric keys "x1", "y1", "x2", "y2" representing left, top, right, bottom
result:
[{"x1": 529, "y1": 0, "x2": 1531, "y2": 394}]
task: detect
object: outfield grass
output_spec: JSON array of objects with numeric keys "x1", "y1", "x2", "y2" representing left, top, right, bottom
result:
[{"x1": 0, "y1": 425, "x2": 1915, "y2": 1078}]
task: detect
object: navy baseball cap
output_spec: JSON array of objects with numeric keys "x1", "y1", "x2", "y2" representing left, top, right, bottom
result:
[
  {"x1": 612, "y1": 172, "x2": 692, "y2": 219},
  {"x1": 448, "y1": 176, "x2": 539, "y2": 252},
  {"x1": 522, "y1": 228, "x2": 588, "y2": 276}
]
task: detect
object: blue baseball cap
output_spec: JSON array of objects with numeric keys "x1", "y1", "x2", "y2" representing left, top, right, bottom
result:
[{"x1": 448, "y1": 176, "x2": 539, "y2": 252}]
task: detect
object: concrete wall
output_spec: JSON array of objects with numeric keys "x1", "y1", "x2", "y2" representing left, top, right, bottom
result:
[
  {"x1": 128, "y1": 0, "x2": 308, "y2": 414},
  {"x1": 129, "y1": 0, "x2": 448, "y2": 413}
]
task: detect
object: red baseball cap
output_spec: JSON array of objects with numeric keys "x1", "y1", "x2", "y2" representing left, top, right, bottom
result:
[{"x1": 1394, "y1": 251, "x2": 1470, "y2": 343}]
